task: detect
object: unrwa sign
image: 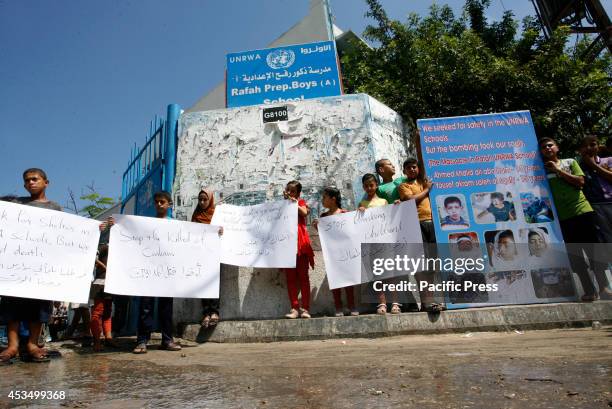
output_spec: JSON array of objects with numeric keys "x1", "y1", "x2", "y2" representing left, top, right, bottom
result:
[{"x1": 226, "y1": 40, "x2": 342, "y2": 108}]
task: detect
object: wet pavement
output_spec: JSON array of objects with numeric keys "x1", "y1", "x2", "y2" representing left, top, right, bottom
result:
[{"x1": 0, "y1": 327, "x2": 610, "y2": 408}]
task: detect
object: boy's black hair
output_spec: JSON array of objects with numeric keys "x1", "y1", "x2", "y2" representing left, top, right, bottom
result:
[
  {"x1": 538, "y1": 137, "x2": 556, "y2": 148},
  {"x1": 443, "y1": 196, "x2": 462, "y2": 208},
  {"x1": 374, "y1": 159, "x2": 389, "y2": 174},
  {"x1": 527, "y1": 230, "x2": 541, "y2": 239},
  {"x1": 403, "y1": 157, "x2": 426, "y2": 182},
  {"x1": 490, "y1": 192, "x2": 504, "y2": 201},
  {"x1": 498, "y1": 230, "x2": 514, "y2": 242},
  {"x1": 362, "y1": 173, "x2": 378, "y2": 185},
  {"x1": 22, "y1": 168, "x2": 48, "y2": 181},
  {"x1": 323, "y1": 187, "x2": 342, "y2": 208},
  {"x1": 581, "y1": 134, "x2": 599, "y2": 146},
  {"x1": 403, "y1": 157, "x2": 418, "y2": 168},
  {"x1": 286, "y1": 180, "x2": 302, "y2": 195},
  {"x1": 153, "y1": 191, "x2": 173, "y2": 204}
]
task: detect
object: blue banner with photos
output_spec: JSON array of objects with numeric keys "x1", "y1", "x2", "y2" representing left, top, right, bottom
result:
[
  {"x1": 417, "y1": 111, "x2": 577, "y2": 308},
  {"x1": 226, "y1": 40, "x2": 342, "y2": 108}
]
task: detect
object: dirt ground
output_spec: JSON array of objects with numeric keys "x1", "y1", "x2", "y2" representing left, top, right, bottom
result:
[{"x1": 0, "y1": 327, "x2": 610, "y2": 408}]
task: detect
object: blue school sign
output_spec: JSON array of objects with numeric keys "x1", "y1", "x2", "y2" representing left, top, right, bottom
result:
[
  {"x1": 418, "y1": 111, "x2": 576, "y2": 308},
  {"x1": 226, "y1": 40, "x2": 342, "y2": 108}
]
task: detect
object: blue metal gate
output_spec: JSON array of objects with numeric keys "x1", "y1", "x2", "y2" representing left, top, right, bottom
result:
[{"x1": 117, "y1": 104, "x2": 180, "y2": 335}]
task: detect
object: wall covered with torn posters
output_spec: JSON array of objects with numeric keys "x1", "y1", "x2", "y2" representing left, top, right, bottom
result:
[{"x1": 173, "y1": 94, "x2": 407, "y2": 220}]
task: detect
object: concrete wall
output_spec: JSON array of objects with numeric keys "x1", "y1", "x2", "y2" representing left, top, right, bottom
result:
[{"x1": 172, "y1": 94, "x2": 407, "y2": 322}]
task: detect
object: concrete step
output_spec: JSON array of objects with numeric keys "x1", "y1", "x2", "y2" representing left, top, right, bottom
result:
[{"x1": 179, "y1": 301, "x2": 612, "y2": 343}]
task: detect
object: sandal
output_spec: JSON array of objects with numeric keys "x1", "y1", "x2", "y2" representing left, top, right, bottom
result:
[
  {"x1": 104, "y1": 339, "x2": 120, "y2": 349},
  {"x1": 160, "y1": 341, "x2": 182, "y2": 351},
  {"x1": 209, "y1": 312, "x2": 220, "y2": 327},
  {"x1": 132, "y1": 343, "x2": 147, "y2": 354},
  {"x1": 0, "y1": 349, "x2": 17, "y2": 365},
  {"x1": 25, "y1": 347, "x2": 50, "y2": 363},
  {"x1": 422, "y1": 303, "x2": 446, "y2": 313},
  {"x1": 200, "y1": 314, "x2": 211, "y2": 328},
  {"x1": 581, "y1": 294, "x2": 598, "y2": 302},
  {"x1": 390, "y1": 303, "x2": 402, "y2": 314},
  {"x1": 376, "y1": 304, "x2": 387, "y2": 315}
]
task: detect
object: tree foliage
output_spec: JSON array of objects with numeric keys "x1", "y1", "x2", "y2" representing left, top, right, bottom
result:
[
  {"x1": 80, "y1": 192, "x2": 116, "y2": 218},
  {"x1": 340, "y1": 0, "x2": 611, "y2": 154},
  {"x1": 67, "y1": 184, "x2": 117, "y2": 218}
]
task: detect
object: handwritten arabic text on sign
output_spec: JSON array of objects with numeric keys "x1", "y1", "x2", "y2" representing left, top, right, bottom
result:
[
  {"x1": 226, "y1": 40, "x2": 342, "y2": 108},
  {"x1": 105, "y1": 215, "x2": 221, "y2": 298},
  {"x1": 0, "y1": 201, "x2": 100, "y2": 303},
  {"x1": 211, "y1": 200, "x2": 298, "y2": 268},
  {"x1": 318, "y1": 201, "x2": 423, "y2": 289}
]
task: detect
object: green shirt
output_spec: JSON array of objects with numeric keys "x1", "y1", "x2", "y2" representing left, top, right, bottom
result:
[
  {"x1": 547, "y1": 158, "x2": 593, "y2": 221},
  {"x1": 376, "y1": 177, "x2": 406, "y2": 204}
]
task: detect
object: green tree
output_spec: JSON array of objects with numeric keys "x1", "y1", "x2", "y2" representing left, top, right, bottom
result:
[
  {"x1": 67, "y1": 184, "x2": 117, "y2": 218},
  {"x1": 341, "y1": 0, "x2": 611, "y2": 154}
]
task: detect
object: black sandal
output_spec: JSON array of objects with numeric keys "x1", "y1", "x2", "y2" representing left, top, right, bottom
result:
[
  {"x1": 422, "y1": 303, "x2": 446, "y2": 313},
  {"x1": 23, "y1": 347, "x2": 50, "y2": 363}
]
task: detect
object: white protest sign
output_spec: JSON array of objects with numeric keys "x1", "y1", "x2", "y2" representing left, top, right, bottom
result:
[
  {"x1": 0, "y1": 201, "x2": 100, "y2": 303},
  {"x1": 211, "y1": 200, "x2": 298, "y2": 268},
  {"x1": 105, "y1": 214, "x2": 221, "y2": 298},
  {"x1": 318, "y1": 200, "x2": 424, "y2": 289}
]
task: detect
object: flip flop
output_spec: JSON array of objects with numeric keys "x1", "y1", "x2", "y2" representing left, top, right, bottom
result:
[
  {"x1": 24, "y1": 348, "x2": 50, "y2": 363},
  {"x1": 41, "y1": 348, "x2": 62, "y2": 358},
  {"x1": 422, "y1": 303, "x2": 446, "y2": 313},
  {"x1": 209, "y1": 313, "x2": 220, "y2": 327},
  {"x1": 132, "y1": 343, "x2": 147, "y2": 354},
  {"x1": 104, "y1": 339, "x2": 120, "y2": 349}
]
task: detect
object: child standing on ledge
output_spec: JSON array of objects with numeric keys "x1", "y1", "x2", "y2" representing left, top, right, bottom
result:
[
  {"x1": 313, "y1": 187, "x2": 358, "y2": 317},
  {"x1": 359, "y1": 173, "x2": 401, "y2": 315},
  {"x1": 398, "y1": 157, "x2": 446, "y2": 313},
  {"x1": 283, "y1": 181, "x2": 315, "y2": 319},
  {"x1": 134, "y1": 191, "x2": 182, "y2": 353},
  {"x1": 191, "y1": 188, "x2": 222, "y2": 329}
]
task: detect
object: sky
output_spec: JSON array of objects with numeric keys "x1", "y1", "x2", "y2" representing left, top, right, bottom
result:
[{"x1": 0, "y1": 0, "x2": 602, "y2": 211}]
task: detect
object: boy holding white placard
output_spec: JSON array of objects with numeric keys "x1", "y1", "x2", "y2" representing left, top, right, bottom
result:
[
  {"x1": 0, "y1": 168, "x2": 62, "y2": 364},
  {"x1": 133, "y1": 191, "x2": 181, "y2": 353}
]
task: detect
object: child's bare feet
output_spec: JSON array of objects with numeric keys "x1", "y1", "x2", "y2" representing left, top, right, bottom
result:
[
  {"x1": 0, "y1": 347, "x2": 18, "y2": 365},
  {"x1": 25, "y1": 344, "x2": 50, "y2": 362}
]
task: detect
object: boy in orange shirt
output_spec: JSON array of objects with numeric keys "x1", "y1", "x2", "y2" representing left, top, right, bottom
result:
[{"x1": 398, "y1": 158, "x2": 446, "y2": 312}]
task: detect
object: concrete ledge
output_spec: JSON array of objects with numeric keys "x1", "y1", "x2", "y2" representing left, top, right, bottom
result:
[{"x1": 179, "y1": 301, "x2": 612, "y2": 343}]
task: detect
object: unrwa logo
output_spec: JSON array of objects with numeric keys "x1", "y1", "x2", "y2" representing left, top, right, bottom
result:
[{"x1": 266, "y1": 49, "x2": 295, "y2": 69}]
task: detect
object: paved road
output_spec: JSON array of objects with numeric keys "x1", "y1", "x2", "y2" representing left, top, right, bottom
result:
[{"x1": 1, "y1": 327, "x2": 610, "y2": 408}]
